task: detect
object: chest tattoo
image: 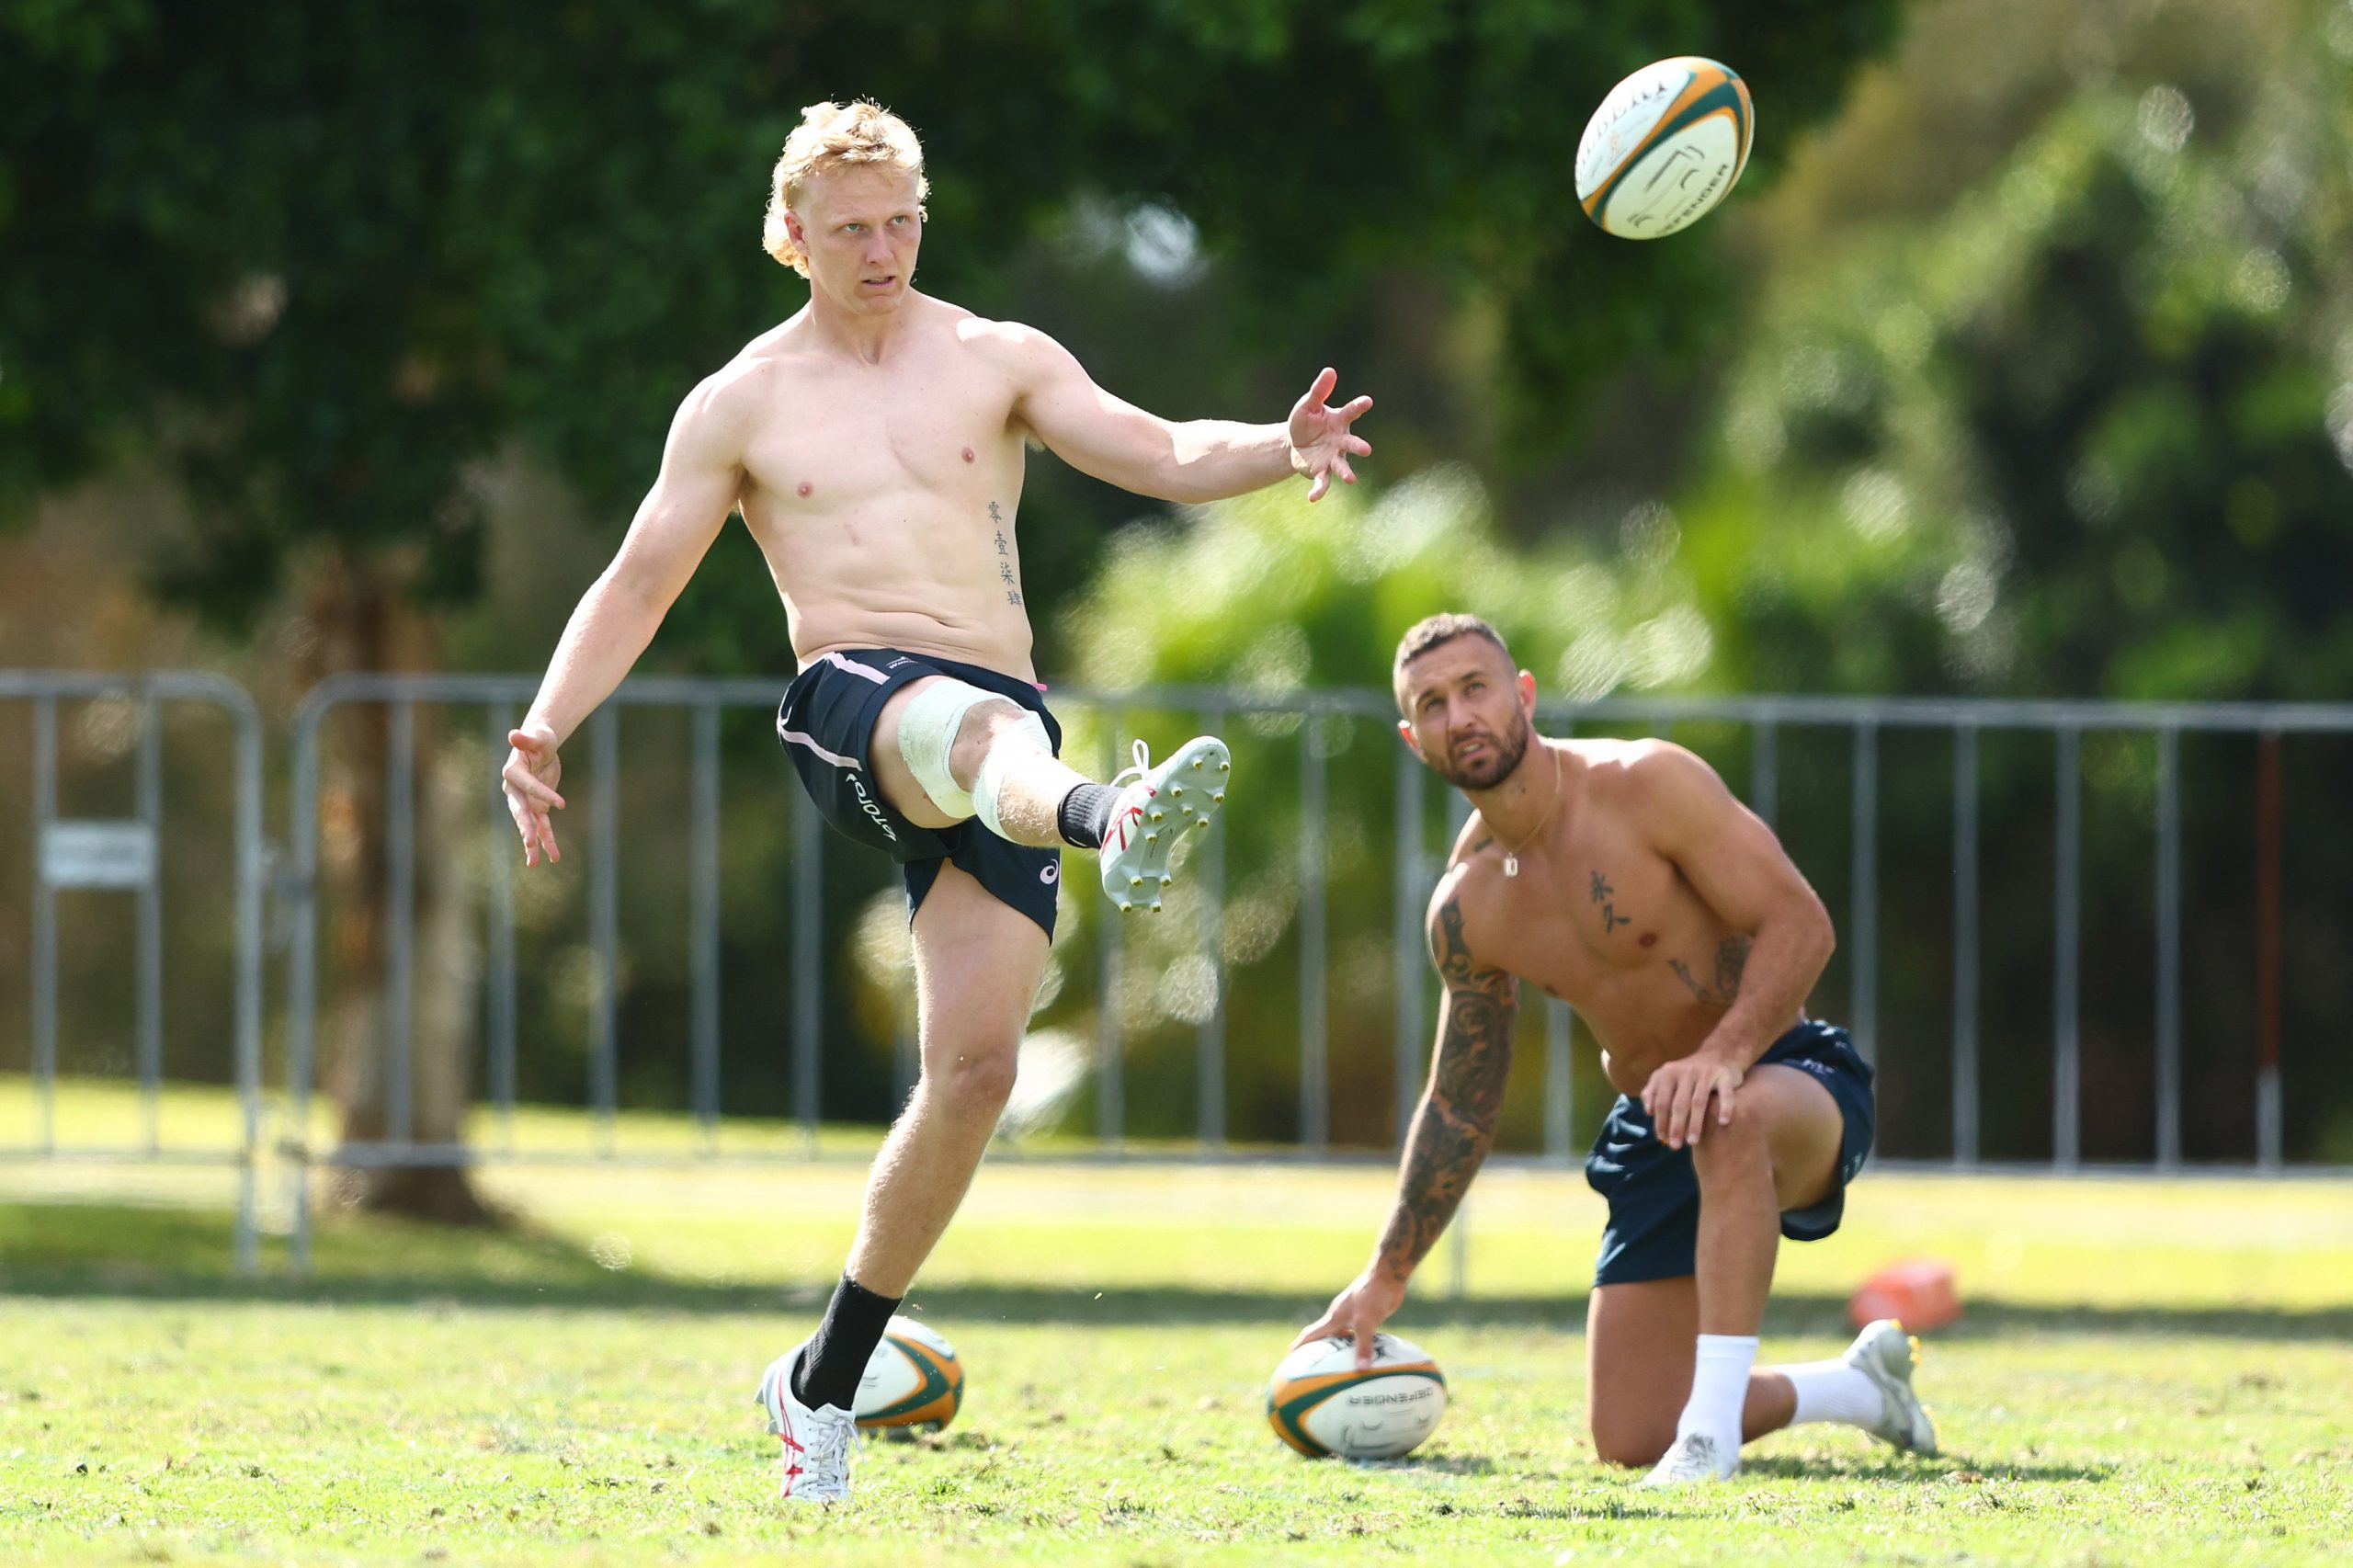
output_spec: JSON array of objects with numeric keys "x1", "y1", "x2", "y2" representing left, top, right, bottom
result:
[{"x1": 1588, "y1": 869, "x2": 1632, "y2": 933}]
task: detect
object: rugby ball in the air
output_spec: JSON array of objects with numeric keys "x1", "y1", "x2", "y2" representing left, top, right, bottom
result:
[
  {"x1": 1575, "y1": 57, "x2": 1754, "y2": 239},
  {"x1": 1267, "y1": 1333, "x2": 1448, "y2": 1460},
  {"x1": 853, "y1": 1315, "x2": 963, "y2": 1431}
]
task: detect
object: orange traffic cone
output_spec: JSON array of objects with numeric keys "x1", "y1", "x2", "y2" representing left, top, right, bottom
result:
[{"x1": 1848, "y1": 1257, "x2": 1961, "y2": 1331}]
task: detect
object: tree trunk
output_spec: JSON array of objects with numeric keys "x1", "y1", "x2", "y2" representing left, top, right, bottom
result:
[{"x1": 304, "y1": 548, "x2": 500, "y2": 1227}]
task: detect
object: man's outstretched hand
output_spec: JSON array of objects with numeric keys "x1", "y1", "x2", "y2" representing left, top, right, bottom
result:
[
  {"x1": 501, "y1": 722, "x2": 567, "y2": 868},
  {"x1": 1288, "y1": 367, "x2": 1373, "y2": 502}
]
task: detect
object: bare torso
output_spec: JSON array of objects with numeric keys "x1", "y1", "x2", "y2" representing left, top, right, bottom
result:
[
  {"x1": 728, "y1": 293, "x2": 1041, "y2": 679},
  {"x1": 1441, "y1": 739, "x2": 1801, "y2": 1097}
]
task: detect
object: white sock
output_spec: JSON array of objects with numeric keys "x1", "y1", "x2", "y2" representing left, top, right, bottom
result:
[
  {"x1": 1779, "y1": 1357, "x2": 1884, "y2": 1428},
  {"x1": 1675, "y1": 1334, "x2": 1758, "y2": 1451}
]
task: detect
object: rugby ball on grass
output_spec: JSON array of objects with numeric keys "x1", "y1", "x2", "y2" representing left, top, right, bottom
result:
[
  {"x1": 1575, "y1": 57, "x2": 1754, "y2": 239},
  {"x1": 854, "y1": 1314, "x2": 963, "y2": 1432},
  {"x1": 1267, "y1": 1333, "x2": 1448, "y2": 1460}
]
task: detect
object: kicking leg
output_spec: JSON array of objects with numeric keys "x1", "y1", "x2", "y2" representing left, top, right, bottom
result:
[
  {"x1": 872, "y1": 676, "x2": 1229, "y2": 912},
  {"x1": 871, "y1": 677, "x2": 1089, "y2": 844}
]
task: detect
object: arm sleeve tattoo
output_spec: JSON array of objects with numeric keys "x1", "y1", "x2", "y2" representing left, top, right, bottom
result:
[{"x1": 1374, "y1": 893, "x2": 1518, "y2": 1275}]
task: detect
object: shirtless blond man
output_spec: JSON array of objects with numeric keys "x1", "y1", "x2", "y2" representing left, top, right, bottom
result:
[
  {"x1": 1297, "y1": 614, "x2": 1933, "y2": 1484},
  {"x1": 497, "y1": 100, "x2": 1370, "y2": 1503}
]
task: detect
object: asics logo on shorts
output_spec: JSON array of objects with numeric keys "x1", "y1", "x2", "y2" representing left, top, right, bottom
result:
[
  {"x1": 1040, "y1": 862, "x2": 1059, "y2": 885},
  {"x1": 848, "y1": 773, "x2": 898, "y2": 844}
]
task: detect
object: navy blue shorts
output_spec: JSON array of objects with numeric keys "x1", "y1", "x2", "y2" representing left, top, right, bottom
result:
[
  {"x1": 1584, "y1": 1020, "x2": 1876, "y2": 1288},
  {"x1": 776, "y1": 648, "x2": 1065, "y2": 938}
]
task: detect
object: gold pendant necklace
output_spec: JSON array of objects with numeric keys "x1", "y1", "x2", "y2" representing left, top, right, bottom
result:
[{"x1": 1496, "y1": 745, "x2": 1560, "y2": 879}]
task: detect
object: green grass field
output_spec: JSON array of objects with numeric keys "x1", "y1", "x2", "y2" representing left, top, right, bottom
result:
[{"x1": 4, "y1": 1079, "x2": 2350, "y2": 1565}]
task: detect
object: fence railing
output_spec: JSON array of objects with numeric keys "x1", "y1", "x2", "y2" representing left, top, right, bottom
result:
[
  {"x1": 285, "y1": 676, "x2": 2351, "y2": 1174},
  {"x1": 281, "y1": 674, "x2": 823, "y2": 1277},
  {"x1": 1553, "y1": 692, "x2": 2353, "y2": 1173},
  {"x1": 8, "y1": 668, "x2": 2349, "y2": 1278},
  {"x1": 1, "y1": 671, "x2": 267, "y2": 1273}
]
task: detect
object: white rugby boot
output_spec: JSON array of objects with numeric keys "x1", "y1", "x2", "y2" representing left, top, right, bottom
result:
[
  {"x1": 752, "y1": 1346, "x2": 857, "y2": 1504},
  {"x1": 1098, "y1": 735, "x2": 1229, "y2": 914},
  {"x1": 1846, "y1": 1318, "x2": 1939, "y2": 1455},
  {"x1": 1639, "y1": 1430, "x2": 1741, "y2": 1486}
]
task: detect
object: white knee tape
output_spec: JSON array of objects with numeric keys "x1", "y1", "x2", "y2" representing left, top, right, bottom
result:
[
  {"x1": 973, "y1": 711, "x2": 1052, "y2": 840},
  {"x1": 895, "y1": 678, "x2": 998, "y2": 820}
]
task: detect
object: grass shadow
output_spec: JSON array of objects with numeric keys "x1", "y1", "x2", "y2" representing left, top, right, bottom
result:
[
  {"x1": 5, "y1": 1202, "x2": 2351, "y2": 1347},
  {"x1": 1737, "y1": 1453, "x2": 2118, "y2": 1484},
  {"x1": 1369, "y1": 1454, "x2": 1498, "y2": 1477},
  {"x1": 1486, "y1": 1498, "x2": 1680, "y2": 1522}
]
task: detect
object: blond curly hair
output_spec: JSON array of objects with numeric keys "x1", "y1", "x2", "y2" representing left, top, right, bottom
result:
[{"x1": 762, "y1": 99, "x2": 930, "y2": 278}]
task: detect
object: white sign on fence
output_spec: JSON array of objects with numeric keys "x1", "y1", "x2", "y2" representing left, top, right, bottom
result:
[{"x1": 41, "y1": 820, "x2": 158, "y2": 889}]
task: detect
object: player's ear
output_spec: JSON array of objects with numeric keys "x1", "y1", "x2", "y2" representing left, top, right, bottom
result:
[
  {"x1": 1395, "y1": 718, "x2": 1426, "y2": 763},
  {"x1": 784, "y1": 210, "x2": 805, "y2": 248},
  {"x1": 1518, "y1": 669, "x2": 1538, "y2": 714}
]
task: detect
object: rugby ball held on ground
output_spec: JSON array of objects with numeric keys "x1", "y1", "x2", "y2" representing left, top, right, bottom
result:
[
  {"x1": 1575, "y1": 56, "x2": 1754, "y2": 239},
  {"x1": 854, "y1": 1314, "x2": 964, "y2": 1431},
  {"x1": 1267, "y1": 1333, "x2": 1448, "y2": 1460}
]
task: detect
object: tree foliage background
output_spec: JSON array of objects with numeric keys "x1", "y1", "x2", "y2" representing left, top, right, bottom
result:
[{"x1": 0, "y1": 0, "x2": 1893, "y2": 642}]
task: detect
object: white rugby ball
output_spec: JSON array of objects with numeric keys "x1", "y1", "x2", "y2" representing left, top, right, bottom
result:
[
  {"x1": 1267, "y1": 1332, "x2": 1448, "y2": 1460},
  {"x1": 853, "y1": 1314, "x2": 964, "y2": 1431},
  {"x1": 1575, "y1": 56, "x2": 1755, "y2": 239}
]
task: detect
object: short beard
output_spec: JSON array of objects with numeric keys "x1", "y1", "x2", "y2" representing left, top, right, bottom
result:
[{"x1": 1428, "y1": 710, "x2": 1532, "y2": 791}]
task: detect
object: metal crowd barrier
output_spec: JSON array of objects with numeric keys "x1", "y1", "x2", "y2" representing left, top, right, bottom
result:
[
  {"x1": 9, "y1": 669, "x2": 2346, "y2": 1278},
  {"x1": 283, "y1": 677, "x2": 2347, "y2": 1199},
  {"x1": 1, "y1": 671, "x2": 267, "y2": 1274},
  {"x1": 280, "y1": 673, "x2": 813, "y2": 1272},
  {"x1": 1075, "y1": 688, "x2": 2350, "y2": 1176},
  {"x1": 1552, "y1": 693, "x2": 2350, "y2": 1173}
]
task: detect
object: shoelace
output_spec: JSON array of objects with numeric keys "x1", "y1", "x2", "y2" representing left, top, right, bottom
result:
[
  {"x1": 1108, "y1": 738, "x2": 1153, "y2": 791},
  {"x1": 801, "y1": 1412, "x2": 854, "y2": 1481}
]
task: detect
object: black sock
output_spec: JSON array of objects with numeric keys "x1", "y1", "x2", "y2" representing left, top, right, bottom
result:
[
  {"x1": 1057, "y1": 781, "x2": 1120, "y2": 848},
  {"x1": 791, "y1": 1273, "x2": 902, "y2": 1411}
]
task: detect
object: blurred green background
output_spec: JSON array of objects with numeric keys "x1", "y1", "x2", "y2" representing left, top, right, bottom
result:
[{"x1": 4, "y1": 0, "x2": 2351, "y2": 1198}]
